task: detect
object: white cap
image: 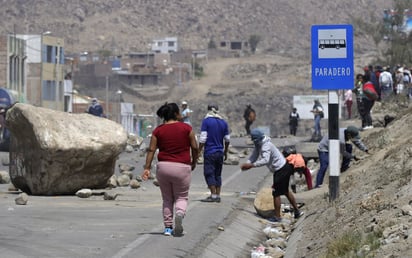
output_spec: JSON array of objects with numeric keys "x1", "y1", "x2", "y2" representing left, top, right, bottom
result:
[{"x1": 182, "y1": 101, "x2": 188, "y2": 105}]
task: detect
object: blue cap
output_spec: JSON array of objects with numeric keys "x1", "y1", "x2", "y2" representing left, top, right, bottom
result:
[{"x1": 250, "y1": 128, "x2": 264, "y2": 143}]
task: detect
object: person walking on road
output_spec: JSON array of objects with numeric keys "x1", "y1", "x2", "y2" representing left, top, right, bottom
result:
[
  {"x1": 198, "y1": 104, "x2": 230, "y2": 203},
  {"x1": 240, "y1": 128, "x2": 304, "y2": 222},
  {"x1": 181, "y1": 101, "x2": 192, "y2": 126},
  {"x1": 141, "y1": 102, "x2": 199, "y2": 237}
]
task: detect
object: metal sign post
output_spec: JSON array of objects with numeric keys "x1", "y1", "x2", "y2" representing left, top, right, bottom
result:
[{"x1": 311, "y1": 24, "x2": 354, "y2": 201}]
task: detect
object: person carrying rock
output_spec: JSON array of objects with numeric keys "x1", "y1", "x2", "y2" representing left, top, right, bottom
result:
[{"x1": 240, "y1": 128, "x2": 304, "y2": 222}]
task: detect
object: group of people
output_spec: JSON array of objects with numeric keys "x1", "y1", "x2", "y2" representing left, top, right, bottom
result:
[
  {"x1": 141, "y1": 101, "x2": 230, "y2": 236},
  {"x1": 140, "y1": 100, "x2": 308, "y2": 236}
]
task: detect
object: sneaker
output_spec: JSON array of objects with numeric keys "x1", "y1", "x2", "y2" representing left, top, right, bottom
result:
[
  {"x1": 201, "y1": 196, "x2": 220, "y2": 202},
  {"x1": 174, "y1": 214, "x2": 184, "y2": 237},
  {"x1": 267, "y1": 217, "x2": 282, "y2": 223},
  {"x1": 163, "y1": 227, "x2": 173, "y2": 236},
  {"x1": 294, "y1": 210, "x2": 304, "y2": 219}
]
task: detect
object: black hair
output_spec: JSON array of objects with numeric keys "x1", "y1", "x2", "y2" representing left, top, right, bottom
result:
[{"x1": 156, "y1": 102, "x2": 180, "y2": 121}]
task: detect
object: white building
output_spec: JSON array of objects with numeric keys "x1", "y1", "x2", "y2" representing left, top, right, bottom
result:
[{"x1": 151, "y1": 37, "x2": 178, "y2": 53}]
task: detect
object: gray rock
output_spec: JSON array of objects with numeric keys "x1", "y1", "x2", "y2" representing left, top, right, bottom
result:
[
  {"x1": 15, "y1": 192, "x2": 28, "y2": 205},
  {"x1": 129, "y1": 179, "x2": 140, "y2": 189},
  {"x1": 107, "y1": 175, "x2": 117, "y2": 188},
  {"x1": 118, "y1": 163, "x2": 135, "y2": 172},
  {"x1": 75, "y1": 189, "x2": 92, "y2": 198},
  {"x1": 117, "y1": 174, "x2": 131, "y2": 186},
  {"x1": 103, "y1": 192, "x2": 119, "y2": 200},
  {"x1": 0, "y1": 170, "x2": 10, "y2": 184},
  {"x1": 6, "y1": 103, "x2": 128, "y2": 195},
  {"x1": 121, "y1": 171, "x2": 134, "y2": 180}
]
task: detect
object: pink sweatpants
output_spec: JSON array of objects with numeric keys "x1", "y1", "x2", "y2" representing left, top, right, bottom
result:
[{"x1": 156, "y1": 161, "x2": 192, "y2": 228}]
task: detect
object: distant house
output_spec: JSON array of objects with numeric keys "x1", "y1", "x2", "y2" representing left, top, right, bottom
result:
[
  {"x1": 151, "y1": 37, "x2": 178, "y2": 53},
  {"x1": 219, "y1": 40, "x2": 249, "y2": 51}
]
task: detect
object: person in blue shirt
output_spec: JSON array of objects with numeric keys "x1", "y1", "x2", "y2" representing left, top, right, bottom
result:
[{"x1": 198, "y1": 104, "x2": 230, "y2": 203}]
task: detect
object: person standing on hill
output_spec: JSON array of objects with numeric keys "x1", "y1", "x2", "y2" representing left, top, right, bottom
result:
[
  {"x1": 288, "y1": 107, "x2": 299, "y2": 136},
  {"x1": 360, "y1": 74, "x2": 377, "y2": 130},
  {"x1": 243, "y1": 104, "x2": 256, "y2": 135},
  {"x1": 379, "y1": 66, "x2": 393, "y2": 101},
  {"x1": 344, "y1": 89, "x2": 353, "y2": 119},
  {"x1": 198, "y1": 104, "x2": 230, "y2": 203},
  {"x1": 315, "y1": 126, "x2": 368, "y2": 188},
  {"x1": 240, "y1": 128, "x2": 304, "y2": 222},
  {"x1": 141, "y1": 102, "x2": 199, "y2": 237}
]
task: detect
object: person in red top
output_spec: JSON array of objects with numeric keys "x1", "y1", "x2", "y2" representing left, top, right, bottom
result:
[{"x1": 142, "y1": 102, "x2": 199, "y2": 237}]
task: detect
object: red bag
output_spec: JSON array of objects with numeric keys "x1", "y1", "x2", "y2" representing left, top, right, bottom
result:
[{"x1": 363, "y1": 82, "x2": 378, "y2": 101}]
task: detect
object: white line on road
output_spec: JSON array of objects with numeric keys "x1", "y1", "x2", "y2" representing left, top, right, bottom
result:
[{"x1": 111, "y1": 168, "x2": 244, "y2": 258}]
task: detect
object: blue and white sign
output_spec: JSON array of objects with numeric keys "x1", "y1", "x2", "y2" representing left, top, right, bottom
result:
[{"x1": 311, "y1": 24, "x2": 354, "y2": 90}]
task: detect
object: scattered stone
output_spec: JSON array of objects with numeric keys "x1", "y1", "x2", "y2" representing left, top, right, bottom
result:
[
  {"x1": 15, "y1": 192, "x2": 28, "y2": 205},
  {"x1": 0, "y1": 170, "x2": 10, "y2": 184},
  {"x1": 103, "y1": 192, "x2": 119, "y2": 200},
  {"x1": 124, "y1": 145, "x2": 134, "y2": 153},
  {"x1": 129, "y1": 179, "x2": 140, "y2": 189},
  {"x1": 107, "y1": 175, "x2": 117, "y2": 188},
  {"x1": 8, "y1": 183, "x2": 18, "y2": 191},
  {"x1": 121, "y1": 171, "x2": 134, "y2": 180},
  {"x1": 224, "y1": 155, "x2": 240, "y2": 165},
  {"x1": 75, "y1": 189, "x2": 93, "y2": 198},
  {"x1": 117, "y1": 174, "x2": 131, "y2": 187},
  {"x1": 119, "y1": 163, "x2": 135, "y2": 172}
]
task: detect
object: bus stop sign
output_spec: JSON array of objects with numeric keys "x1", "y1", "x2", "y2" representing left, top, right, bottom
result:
[{"x1": 311, "y1": 24, "x2": 354, "y2": 90}]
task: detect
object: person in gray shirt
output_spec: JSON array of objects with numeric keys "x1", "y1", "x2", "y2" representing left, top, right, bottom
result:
[
  {"x1": 241, "y1": 128, "x2": 303, "y2": 222},
  {"x1": 315, "y1": 126, "x2": 368, "y2": 188}
]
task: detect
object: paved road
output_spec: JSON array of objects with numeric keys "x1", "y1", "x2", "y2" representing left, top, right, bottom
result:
[{"x1": 0, "y1": 136, "x2": 314, "y2": 258}]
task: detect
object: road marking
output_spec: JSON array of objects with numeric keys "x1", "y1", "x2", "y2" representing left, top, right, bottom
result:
[{"x1": 111, "y1": 168, "x2": 244, "y2": 258}]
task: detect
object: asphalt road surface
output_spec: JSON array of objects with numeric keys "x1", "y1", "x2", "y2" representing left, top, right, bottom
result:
[{"x1": 0, "y1": 137, "x2": 290, "y2": 258}]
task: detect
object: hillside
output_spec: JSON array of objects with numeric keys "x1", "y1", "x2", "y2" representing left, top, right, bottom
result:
[
  {"x1": 294, "y1": 100, "x2": 412, "y2": 257},
  {"x1": 1, "y1": 0, "x2": 388, "y2": 55}
]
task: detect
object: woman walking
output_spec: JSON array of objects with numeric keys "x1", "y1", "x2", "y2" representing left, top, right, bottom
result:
[{"x1": 142, "y1": 103, "x2": 199, "y2": 237}]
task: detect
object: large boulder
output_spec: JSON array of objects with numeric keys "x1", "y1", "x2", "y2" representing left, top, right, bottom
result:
[{"x1": 6, "y1": 103, "x2": 128, "y2": 195}]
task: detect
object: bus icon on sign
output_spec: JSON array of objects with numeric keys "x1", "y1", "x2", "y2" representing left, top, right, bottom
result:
[{"x1": 319, "y1": 39, "x2": 346, "y2": 49}]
